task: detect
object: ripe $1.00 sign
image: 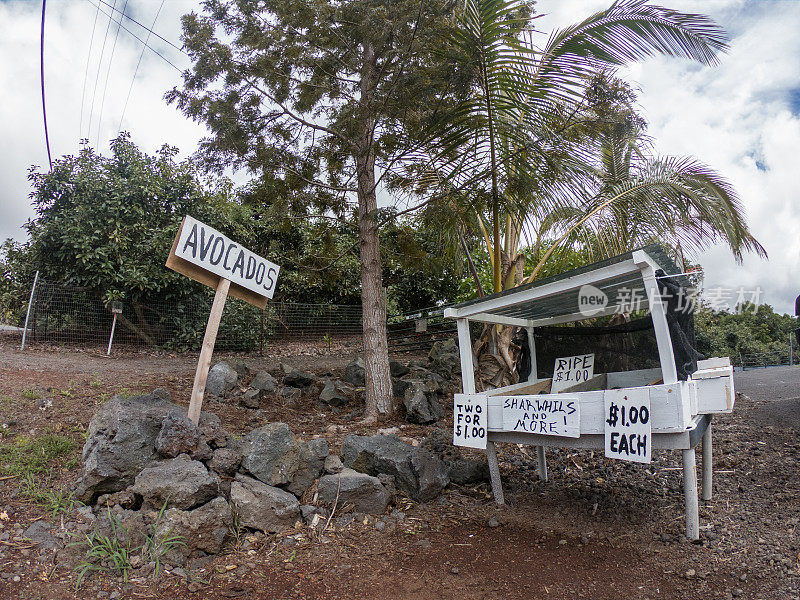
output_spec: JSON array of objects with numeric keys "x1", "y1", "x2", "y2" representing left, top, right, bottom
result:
[
  {"x1": 166, "y1": 216, "x2": 280, "y2": 425},
  {"x1": 453, "y1": 394, "x2": 488, "y2": 449},
  {"x1": 550, "y1": 354, "x2": 594, "y2": 393},
  {"x1": 604, "y1": 387, "x2": 651, "y2": 463}
]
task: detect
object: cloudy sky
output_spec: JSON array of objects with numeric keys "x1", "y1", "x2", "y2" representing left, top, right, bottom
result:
[{"x1": 1, "y1": 0, "x2": 798, "y2": 314}]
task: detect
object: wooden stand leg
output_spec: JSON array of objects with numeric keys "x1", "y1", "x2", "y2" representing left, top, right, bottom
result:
[
  {"x1": 537, "y1": 446, "x2": 548, "y2": 482},
  {"x1": 486, "y1": 441, "x2": 505, "y2": 505},
  {"x1": 187, "y1": 278, "x2": 231, "y2": 425},
  {"x1": 702, "y1": 423, "x2": 713, "y2": 501},
  {"x1": 682, "y1": 448, "x2": 700, "y2": 540}
]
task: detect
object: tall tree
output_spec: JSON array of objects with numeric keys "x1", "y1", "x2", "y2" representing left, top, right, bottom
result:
[{"x1": 167, "y1": 0, "x2": 455, "y2": 423}]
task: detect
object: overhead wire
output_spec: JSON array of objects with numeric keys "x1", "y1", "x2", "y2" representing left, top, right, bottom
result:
[
  {"x1": 95, "y1": 0, "x2": 129, "y2": 147},
  {"x1": 87, "y1": 0, "x2": 117, "y2": 142},
  {"x1": 78, "y1": 0, "x2": 102, "y2": 142},
  {"x1": 40, "y1": 0, "x2": 52, "y2": 169},
  {"x1": 94, "y1": 0, "x2": 183, "y2": 52},
  {"x1": 85, "y1": 0, "x2": 184, "y2": 73},
  {"x1": 82, "y1": 0, "x2": 245, "y2": 160},
  {"x1": 118, "y1": 0, "x2": 166, "y2": 133}
]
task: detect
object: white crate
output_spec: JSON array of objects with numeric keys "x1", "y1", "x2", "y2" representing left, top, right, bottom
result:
[{"x1": 690, "y1": 362, "x2": 735, "y2": 414}]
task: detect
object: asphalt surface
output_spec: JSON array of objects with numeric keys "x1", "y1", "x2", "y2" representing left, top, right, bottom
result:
[{"x1": 735, "y1": 365, "x2": 800, "y2": 429}]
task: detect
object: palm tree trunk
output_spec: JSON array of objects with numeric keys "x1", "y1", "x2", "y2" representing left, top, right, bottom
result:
[{"x1": 480, "y1": 54, "x2": 503, "y2": 294}]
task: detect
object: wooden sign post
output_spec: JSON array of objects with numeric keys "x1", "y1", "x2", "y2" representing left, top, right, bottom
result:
[
  {"x1": 187, "y1": 277, "x2": 230, "y2": 425},
  {"x1": 166, "y1": 216, "x2": 280, "y2": 425}
]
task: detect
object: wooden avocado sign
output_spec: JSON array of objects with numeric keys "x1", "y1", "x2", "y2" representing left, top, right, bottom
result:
[{"x1": 167, "y1": 216, "x2": 280, "y2": 424}]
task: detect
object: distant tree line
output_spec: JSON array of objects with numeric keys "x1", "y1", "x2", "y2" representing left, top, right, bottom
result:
[{"x1": 695, "y1": 304, "x2": 797, "y2": 361}]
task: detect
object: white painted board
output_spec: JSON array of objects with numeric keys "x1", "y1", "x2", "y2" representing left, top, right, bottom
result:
[
  {"x1": 604, "y1": 388, "x2": 651, "y2": 463},
  {"x1": 484, "y1": 383, "x2": 693, "y2": 435},
  {"x1": 696, "y1": 357, "x2": 730, "y2": 370},
  {"x1": 500, "y1": 394, "x2": 580, "y2": 437},
  {"x1": 175, "y1": 215, "x2": 280, "y2": 299},
  {"x1": 551, "y1": 354, "x2": 594, "y2": 393},
  {"x1": 453, "y1": 394, "x2": 488, "y2": 449}
]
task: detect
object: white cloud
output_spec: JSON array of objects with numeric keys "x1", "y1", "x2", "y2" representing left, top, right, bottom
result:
[{"x1": 0, "y1": 0, "x2": 206, "y2": 241}]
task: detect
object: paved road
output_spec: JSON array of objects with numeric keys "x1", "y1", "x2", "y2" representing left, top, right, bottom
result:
[{"x1": 735, "y1": 365, "x2": 800, "y2": 429}]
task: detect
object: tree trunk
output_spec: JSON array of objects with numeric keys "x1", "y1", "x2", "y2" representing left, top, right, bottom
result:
[{"x1": 357, "y1": 40, "x2": 393, "y2": 424}]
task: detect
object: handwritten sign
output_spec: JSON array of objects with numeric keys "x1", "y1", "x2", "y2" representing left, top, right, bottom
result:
[
  {"x1": 501, "y1": 394, "x2": 580, "y2": 437},
  {"x1": 166, "y1": 216, "x2": 280, "y2": 425},
  {"x1": 453, "y1": 394, "x2": 488, "y2": 449},
  {"x1": 604, "y1": 388, "x2": 651, "y2": 463},
  {"x1": 174, "y1": 216, "x2": 280, "y2": 300},
  {"x1": 551, "y1": 354, "x2": 594, "y2": 393}
]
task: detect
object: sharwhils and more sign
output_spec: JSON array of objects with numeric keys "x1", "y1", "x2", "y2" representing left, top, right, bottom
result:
[{"x1": 501, "y1": 394, "x2": 580, "y2": 437}]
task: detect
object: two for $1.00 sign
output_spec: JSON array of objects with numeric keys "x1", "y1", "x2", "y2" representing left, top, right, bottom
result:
[{"x1": 453, "y1": 394, "x2": 488, "y2": 449}]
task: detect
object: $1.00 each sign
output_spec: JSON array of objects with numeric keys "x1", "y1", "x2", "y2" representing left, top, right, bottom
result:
[
  {"x1": 604, "y1": 388, "x2": 651, "y2": 463},
  {"x1": 550, "y1": 354, "x2": 594, "y2": 393},
  {"x1": 453, "y1": 395, "x2": 488, "y2": 449}
]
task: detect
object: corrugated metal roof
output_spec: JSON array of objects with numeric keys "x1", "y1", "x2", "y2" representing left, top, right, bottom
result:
[{"x1": 450, "y1": 244, "x2": 683, "y2": 322}]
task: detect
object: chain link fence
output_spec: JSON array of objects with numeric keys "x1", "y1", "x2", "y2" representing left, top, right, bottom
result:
[
  {"x1": 12, "y1": 279, "x2": 364, "y2": 353},
  {"x1": 737, "y1": 350, "x2": 794, "y2": 370},
  {"x1": 387, "y1": 305, "x2": 457, "y2": 354}
]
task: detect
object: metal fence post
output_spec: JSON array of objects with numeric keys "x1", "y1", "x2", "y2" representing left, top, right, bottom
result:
[
  {"x1": 107, "y1": 313, "x2": 118, "y2": 355},
  {"x1": 106, "y1": 302, "x2": 123, "y2": 356},
  {"x1": 20, "y1": 270, "x2": 39, "y2": 351}
]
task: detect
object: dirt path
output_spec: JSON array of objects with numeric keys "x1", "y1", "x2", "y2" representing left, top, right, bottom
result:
[{"x1": 0, "y1": 344, "x2": 797, "y2": 599}]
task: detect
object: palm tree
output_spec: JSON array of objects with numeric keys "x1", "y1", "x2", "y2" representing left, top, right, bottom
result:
[
  {"x1": 401, "y1": 0, "x2": 760, "y2": 389},
  {"x1": 527, "y1": 79, "x2": 766, "y2": 279}
]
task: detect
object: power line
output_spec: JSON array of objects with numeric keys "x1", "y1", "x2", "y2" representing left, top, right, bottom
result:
[
  {"x1": 40, "y1": 0, "x2": 52, "y2": 169},
  {"x1": 118, "y1": 0, "x2": 166, "y2": 132},
  {"x1": 79, "y1": 0, "x2": 102, "y2": 142},
  {"x1": 94, "y1": 0, "x2": 183, "y2": 53},
  {"x1": 95, "y1": 0, "x2": 129, "y2": 147},
  {"x1": 87, "y1": 0, "x2": 117, "y2": 142},
  {"x1": 85, "y1": 0, "x2": 184, "y2": 73}
]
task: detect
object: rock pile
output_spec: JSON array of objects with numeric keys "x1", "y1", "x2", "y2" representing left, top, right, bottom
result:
[
  {"x1": 205, "y1": 360, "x2": 363, "y2": 412},
  {"x1": 71, "y1": 389, "x2": 458, "y2": 566},
  {"x1": 340, "y1": 340, "x2": 462, "y2": 425},
  {"x1": 206, "y1": 350, "x2": 463, "y2": 427}
]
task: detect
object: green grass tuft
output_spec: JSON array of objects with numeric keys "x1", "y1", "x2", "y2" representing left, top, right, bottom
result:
[
  {"x1": 72, "y1": 501, "x2": 185, "y2": 589},
  {"x1": 0, "y1": 434, "x2": 78, "y2": 477},
  {"x1": 20, "y1": 473, "x2": 81, "y2": 518}
]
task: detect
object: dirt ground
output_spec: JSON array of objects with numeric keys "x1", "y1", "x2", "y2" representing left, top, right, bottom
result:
[{"x1": 0, "y1": 337, "x2": 798, "y2": 600}]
